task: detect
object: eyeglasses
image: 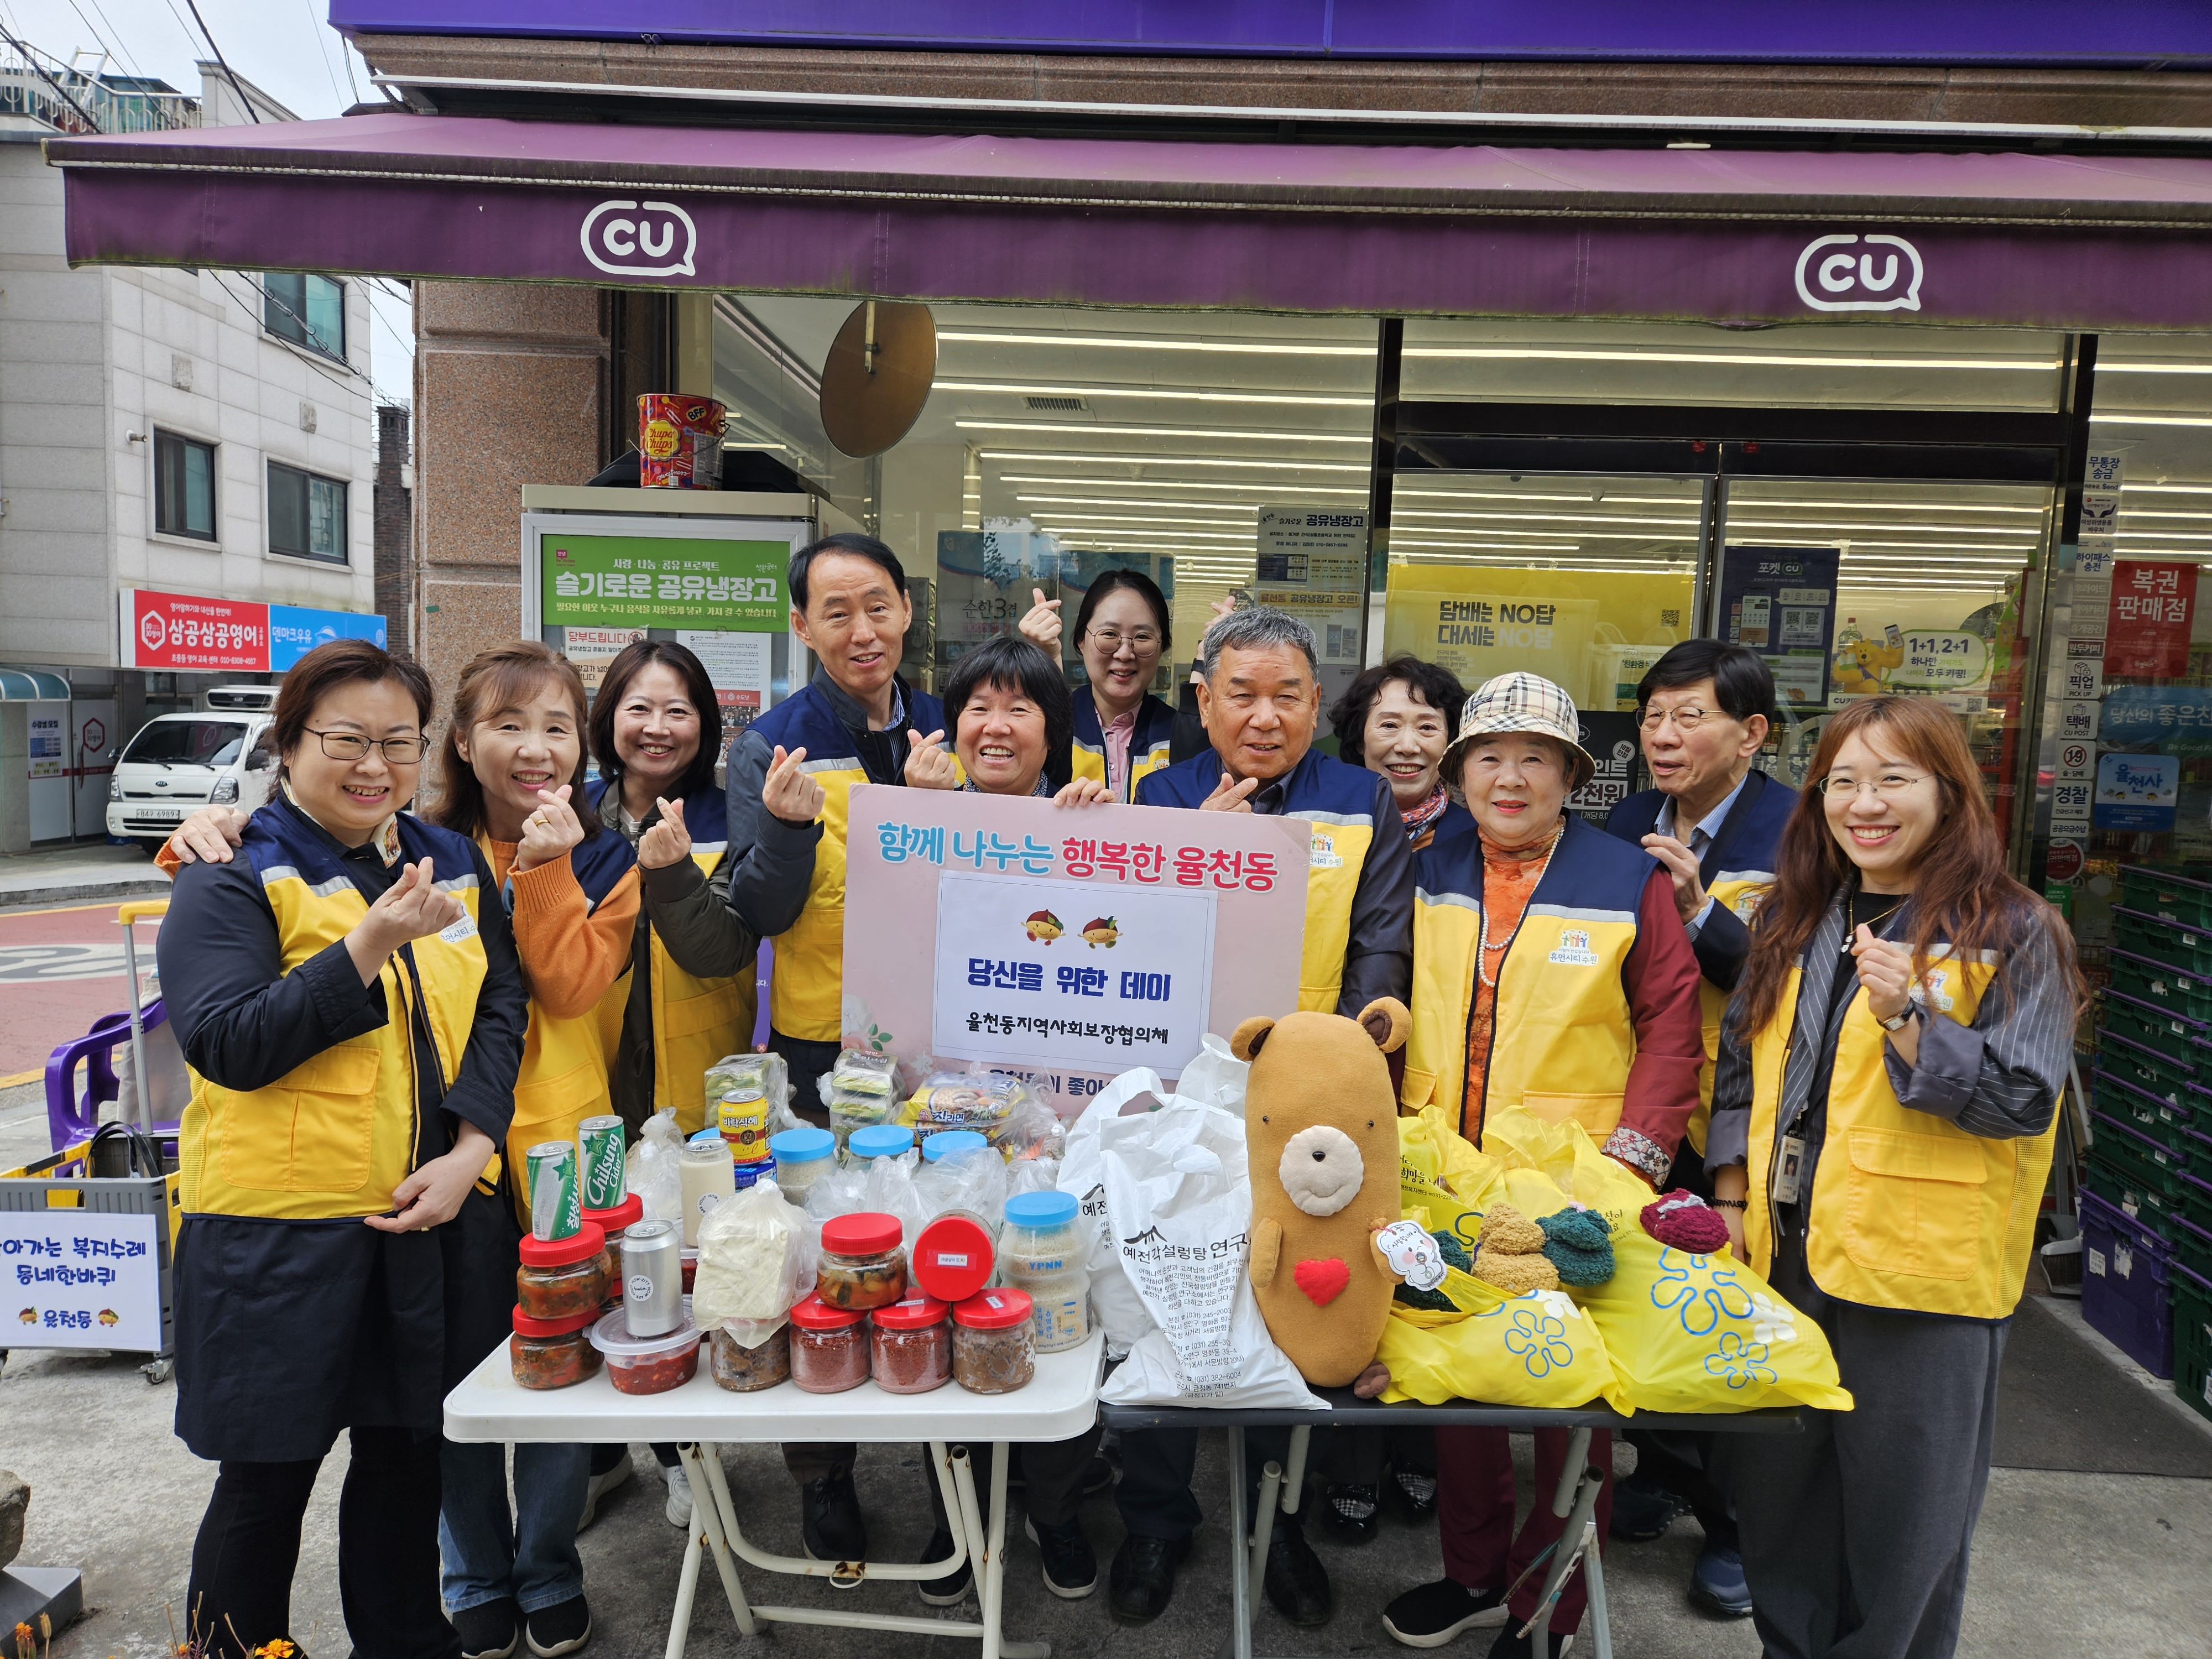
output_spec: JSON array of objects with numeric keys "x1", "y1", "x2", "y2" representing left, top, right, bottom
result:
[
  {"x1": 1087, "y1": 628, "x2": 1161, "y2": 653},
  {"x1": 304, "y1": 728, "x2": 426, "y2": 764},
  {"x1": 1637, "y1": 706, "x2": 1726, "y2": 734},
  {"x1": 1815, "y1": 772, "x2": 1932, "y2": 801}
]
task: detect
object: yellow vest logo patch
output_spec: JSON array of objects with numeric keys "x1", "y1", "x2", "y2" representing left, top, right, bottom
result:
[
  {"x1": 1310, "y1": 827, "x2": 1343, "y2": 869},
  {"x1": 1910, "y1": 967, "x2": 1956, "y2": 1013},
  {"x1": 1548, "y1": 927, "x2": 1599, "y2": 967}
]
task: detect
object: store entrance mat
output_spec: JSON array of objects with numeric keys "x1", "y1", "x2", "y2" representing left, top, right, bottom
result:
[{"x1": 1992, "y1": 1295, "x2": 2212, "y2": 1477}]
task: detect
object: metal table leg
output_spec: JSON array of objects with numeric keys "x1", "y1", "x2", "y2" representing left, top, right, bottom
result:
[
  {"x1": 1225, "y1": 1429, "x2": 1253, "y2": 1659},
  {"x1": 1506, "y1": 1428, "x2": 1610, "y2": 1659}
]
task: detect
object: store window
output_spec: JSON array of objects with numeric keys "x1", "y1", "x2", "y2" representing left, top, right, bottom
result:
[
  {"x1": 268, "y1": 461, "x2": 348, "y2": 564},
  {"x1": 153, "y1": 429, "x2": 216, "y2": 540},
  {"x1": 263, "y1": 272, "x2": 346, "y2": 360}
]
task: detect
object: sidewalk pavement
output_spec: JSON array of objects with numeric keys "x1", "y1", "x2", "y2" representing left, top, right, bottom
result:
[{"x1": 0, "y1": 843, "x2": 169, "y2": 910}]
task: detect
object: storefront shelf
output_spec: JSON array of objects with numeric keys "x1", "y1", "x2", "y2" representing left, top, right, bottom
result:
[
  {"x1": 2096, "y1": 1029, "x2": 2198, "y2": 1105},
  {"x1": 2091, "y1": 1070, "x2": 2198, "y2": 1155},
  {"x1": 2081, "y1": 1191, "x2": 2176, "y2": 1379},
  {"x1": 2110, "y1": 951, "x2": 2212, "y2": 1027},
  {"x1": 2173, "y1": 1264, "x2": 2212, "y2": 1427},
  {"x1": 2099, "y1": 990, "x2": 2211, "y2": 1067},
  {"x1": 2114, "y1": 908, "x2": 2212, "y2": 979},
  {"x1": 2120, "y1": 867, "x2": 2212, "y2": 933}
]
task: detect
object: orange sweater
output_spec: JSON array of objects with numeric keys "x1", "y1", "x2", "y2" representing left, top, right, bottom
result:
[{"x1": 482, "y1": 838, "x2": 640, "y2": 1020}]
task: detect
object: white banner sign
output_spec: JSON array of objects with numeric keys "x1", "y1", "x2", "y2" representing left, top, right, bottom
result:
[{"x1": 1, "y1": 1209, "x2": 161, "y2": 1351}]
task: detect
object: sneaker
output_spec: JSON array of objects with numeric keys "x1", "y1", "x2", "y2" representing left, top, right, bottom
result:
[
  {"x1": 523, "y1": 1594, "x2": 591, "y2": 1658},
  {"x1": 919, "y1": 1525, "x2": 973, "y2": 1605},
  {"x1": 1484, "y1": 1625, "x2": 1568, "y2": 1658},
  {"x1": 801, "y1": 1471, "x2": 868, "y2": 1562},
  {"x1": 1107, "y1": 1532, "x2": 1193, "y2": 1624},
  {"x1": 1381, "y1": 1579, "x2": 1509, "y2": 1648},
  {"x1": 452, "y1": 1598, "x2": 518, "y2": 1659},
  {"x1": 1024, "y1": 1514, "x2": 1098, "y2": 1599},
  {"x1": 1318, "y1": 1481, "x2": 1380, "y2": 1544},
  {"x1": 1688, "y1": 1543, "x2": 1753, "y2": 1617},
  {"x1": 1261, "y1": 1520, "x2": 1332, "y2": 1627},
  {"x1": 1389, "y1": 1465, "x2": 1438, "y2": 1522},
  {"x1": 576, "y1": 1453, "x2": 633, "y2": 1532},
  {"x1": 1606, "y1": 1474, "x2": 1678, "y2": 1543},
  {"x1": 664, "y1": 1463, "x2": 695, "y2": 1528}
]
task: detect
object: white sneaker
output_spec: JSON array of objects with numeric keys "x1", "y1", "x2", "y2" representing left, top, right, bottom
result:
[
  {"x1": 575, "y1": 1452, "x2": 634, "y2": 1532},
  {"x1": 665, "y1": 1462, "x2": 695, "y2": 1528}
]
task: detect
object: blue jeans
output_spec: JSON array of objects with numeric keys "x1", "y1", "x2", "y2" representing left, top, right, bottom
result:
[{"x1": 439, "y1": 1441, "x2": 590, "y2": 1615}]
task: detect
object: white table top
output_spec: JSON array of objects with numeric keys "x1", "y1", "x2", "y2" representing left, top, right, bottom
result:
[{"x1": 445, "y1": 1328, "x2": 1106, "y2": 1444}]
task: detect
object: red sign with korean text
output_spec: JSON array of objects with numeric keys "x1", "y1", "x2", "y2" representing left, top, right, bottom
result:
[
  {"x1": 2105, "y1": 562, "x2": 2198, "y2": 680},
  {"x1": 125, "y1": 589, "x2": 271, "y2": 672}
]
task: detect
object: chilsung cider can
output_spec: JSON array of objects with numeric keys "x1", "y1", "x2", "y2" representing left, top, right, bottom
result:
[
  {"x1": 525, "y1": 1141, "x2": 582, "y2": 1241},
  {"x1": 577, "y1": 1114, "x2": 627, "y2": 1209}
]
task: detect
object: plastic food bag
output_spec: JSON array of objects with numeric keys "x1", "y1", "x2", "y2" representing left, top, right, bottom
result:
[
  {"x1": 998, "y1": 1095, "x2": 1067, "y2": 1165},
  {"x1": 1378, "y1": 1278, "x2": 1621, "y2": 1410},
  {"x1": 1093, "y1": 1090, "x2": 1323, "y2": 1410},
  {"x1": 1480, "y1": 1106, "x2": 1853, "y2": 1415},
  {"x1": 627, "y1": 1108, "x2": 685, "y2": 1224},
  {"x1": 706, "y1": 1052, "x2": 804, "y2": 1138},
  {"x1": 915, "y1": 1142, "x2": 1010, "y2": 1229},
  {"x1": 861, "y1": 1146, "x2": 935, "y2": 1248},
  {"x1": 693, "y1": 1177, "x2": 820, "y2": 1331},
  {"x1": 804, "y1": 1160, "x2": 870, "y2": 1223},
  {"x1": 823, "y1": 1050, "x2": 900, "y2": 1146}
]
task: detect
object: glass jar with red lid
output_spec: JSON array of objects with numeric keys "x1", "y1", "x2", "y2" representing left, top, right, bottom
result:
[
  {"x1": 952, "y1": 1287, "x2": 1036, "y2": 1395},
  {"x1": 869, "y1": 1294, "x2": 952, "y2": 1394},
  {"x1": 517, "y1": 1221, "x2": 608, "y2": 1322},
  {"x1": 789, "y1": 1293, "x2": 870, "y2": 1392},
  {"x1": 817, "y1": 1212, "x2": 907, "y2": 1310},
  {"x1": 911, "y1": 1212, "x2": 994, "y2": 1304},
  {"x1": 510, "y1": 1306, "x2": 602, "y2": 1390}
]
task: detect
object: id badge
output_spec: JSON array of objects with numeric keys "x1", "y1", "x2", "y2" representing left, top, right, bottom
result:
[{"x1": 1772, "y1": 1134, "x2": 1808, "y2": 1207}]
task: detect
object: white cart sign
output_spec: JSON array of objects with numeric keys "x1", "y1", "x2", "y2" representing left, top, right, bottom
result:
[{"x1": 1, "y1": 1209, "x2": 161, "y2": 1350}]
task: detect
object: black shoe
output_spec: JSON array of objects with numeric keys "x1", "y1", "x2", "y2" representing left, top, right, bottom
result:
[
  {"x1": 1108, "y1": 1532, "x2": 1193, "y2": 1624},
  {"x1": 1485, "y1": 1623, "x2": 1567, "y2": 1658},
  {"x1": 1318, "y1": 1481, "x2": 1380, "y2": 1543},
  {"x1": 1382, "y1": 1579, "x2": 1509, "y2": 1648},
  {"x1": 1389, "y1": 1464, "x2": 1438, "y2": 1522},
  {"x1": 1025, "y1": 1514, "x2": 1099, "y2": 1599},
  {"x1": 801, "y1": 1472, "x2": 868, "y2": 1563},
  {"x1": 1607, "y1": 1473, "x2": 1678, "y2": 1543},
  {"x1": 523, "y1": 1594, "x2": 591, "y2": 1659},
  {"x1": 1262, "y1": 1520, "x2": 1333, "y2": 1627},
  {"x1": 918, "y1": 1525, "x2": 973, "y2": 1605},
  {"x1": 452, "y1": 1599, "x2": 518, "y2": 1659}
]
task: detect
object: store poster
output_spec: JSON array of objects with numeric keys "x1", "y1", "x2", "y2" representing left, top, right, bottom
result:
[
  {"x1": 2094, "y1": 752, "x2": 2180, "y2": 832},
  {"x1": 120, "y1": 589, "x2": 383, "y2": 674},
  {"x1": 936, "y1": 523, "x2": 1062, "y2": 672},
  {"x1": 2105, "y1": 562, "x2": 2198, "y2": 681},
  {"x1": 542, "y1": 534, "x2": 787, "y2": 629},
  {"x1": 1568, "y1": 711, "x2": 1641, "y2": 826},
  {"x1": 1383, "y1": 567, "x2": 1692, "y2": 713},
  {"x1": 1, "y1": 1210, "x2": 163, "y2": 1352},
  {"x1": 842, "y1": 786, "x2": 1308, "y2": 1117},
  {"x1": 2101, "y1": 684, "x2": 2212, "y2": 752},
  {"x1": 27, "y1": 712, "x2": 62, "y2": 779},
  {"x1": 269, "y1": 605, "x2": 388, "y2": 670},
  {"x1": 1256, "y1": 507, "x2": 1367, "y2": 708},
  {"x1": 1718, "y1": 546, "x2": 1838, "y2": 708},
  {"x1": 678, "y1": 629, "x2": 774, "y2": 736},
  {"x1": 562, "y1": 625, "x2": 647, "y2": 691}
]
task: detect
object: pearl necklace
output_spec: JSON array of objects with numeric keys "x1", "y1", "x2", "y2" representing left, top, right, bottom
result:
[{"x1": 1476, "y1": 820, "x2": 1566, "y2": 989}]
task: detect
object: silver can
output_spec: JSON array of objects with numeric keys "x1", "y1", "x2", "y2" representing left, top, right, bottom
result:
[{"x1": 621, "y1": 1219, "x2": 682, "y2": 1338}]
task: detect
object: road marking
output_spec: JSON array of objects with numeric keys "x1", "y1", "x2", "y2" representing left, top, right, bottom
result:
[
  {"x1": 0, "y1": 1071, "x2": 40, "y2": 1089},
  {"x1": 0, "y1": 944, "x2": 131, "y2": 983},
  {"x1": 0, "y1": 900, "x2": 132, "y2": 920}
]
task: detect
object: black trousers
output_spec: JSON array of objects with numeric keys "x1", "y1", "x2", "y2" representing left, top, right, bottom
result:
[
  {"x1": 187, "y1": 1426, "x2": 457, "y2": 1659},
  {"x1": 926, "y1": 1426, "x2": 1107, "y2": 1531},
  {"x1": 1114, "y1": 1427, "x2": 1300, "y2": 1542}
]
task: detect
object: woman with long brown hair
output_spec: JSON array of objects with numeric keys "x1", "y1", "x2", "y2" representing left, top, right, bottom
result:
[{"x1": 1706, "y1": 695, "x2": 2082, "y2": 1659}]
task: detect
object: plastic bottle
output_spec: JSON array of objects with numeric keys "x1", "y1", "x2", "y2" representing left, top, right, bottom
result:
[
  {"x1": 997, "y1": 1190, "x2": 1089, "y2": 1353},
  {"x1": 679, "y1": 1134, "x2": 735, "y2": 1248}
]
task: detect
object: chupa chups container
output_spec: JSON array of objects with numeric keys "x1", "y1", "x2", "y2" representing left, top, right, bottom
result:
[
  {"x1": 638, "y1": 393, "x2": 726, "y2": 489},
  {"x1": 510, "y1": 1306, "x2": 602, "y2": 1390},
  {"x1": 870, "y1": 1294, "x2": 952, "y2": 1395},
  {"x1": 952, "y1": 1287, "x2": 1036, "y2": 1394},
  {"x1": 817, "y1": 1212, "x2": 907, "y2": 1310},
  {"x1": 911, "y1": 1211, "x2": 994, "y2": 1304},
  {"x1": 769, "y1": 1127, "x2": 834, "y2": 1204},
  {"x1": 516, "y1": 1222, "x2": 609, "y2": 1322},
  {"x1": 590, "y1": 1305, "x2": 702, "y2": 1395},
  {"x1": 789, "y1": 1294, "x2": 870, "y2": 1392}
]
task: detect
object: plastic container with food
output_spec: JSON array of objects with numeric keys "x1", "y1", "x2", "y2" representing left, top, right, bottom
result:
[
  {"x1": 870, "y1": 1294, "x2": 952, "y2": 1395},
  {"x1": 510, "y1": 1306, "x2": 602, "y2": 1390},
  {"x1": 846, "y1": 1124, "x2": 916, "y2": 1165},
  {"x1": 999, "y1": 1191, "x2": 1091, "y2": 1353},
  {"x1": 709, "y1": 1322, "x2": 792, "y2": 1392},
  {"x1": 789, "y1": 1293, "x2": 870, "y2": 1392},
  {"x1": 911, "y1": 1211, "x2": 994, "y2": 1304},
  {"x1": 919, "y1": 1129, "x2": 989, "y2": 1164},
  {"x1": 680, "y1": 1246, "x2": 698, "y2": 1295},
  {"x1": 769, "y1": 1126, "x2": 836, "y2": 1203},
  {"x1": 515, "y1": 1222, "x2": 609, "y2": 1322},
  {"x1": 589, "y1": 1306, "x2": 702, "y2": 1396},
  {"x1": 817, "y1": 1212, "x2": 907, "y2": 1310},
  {"x1": 952, "y1": 1288, "x2": 1036, "y2": 1394}
]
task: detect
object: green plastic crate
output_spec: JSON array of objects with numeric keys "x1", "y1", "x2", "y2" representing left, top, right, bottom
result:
[
  {"x1": 2177, "y1": 1215, "x2": 2212, "y2": 1286},
  {"x1": 2175, "y1": 1264, "x2": 2212, "y2": 1427},
  {"x1": 2115, "y1": 909, "x2": 2212, "y2": 978},
  {"x1": 2184, "y1": 1170, "x2": 2212, "y2": 1236},
  {"x1": 2094, "y1": 1071, "x2": 2198, "y2": 1154},
  {"x1": 2110, "y1": 951, "x2": 2212, "y2": 1025},
  {"x1": 2120, "y1": 865, "x2": 2212, "y2": 932},
  {"x1": 2094, "y1": 1110, "x2": 2190, "y2": 1187},
  {"x1": 2085, "y1": 1156, "x2": 2180, "y2": 1237},
  {"x1": 2098, "y1": 1030, "x2": 2197, "y2": 1105},
  {"x1": 2101, "y1": 989, "x2": 2209, "y2": 1067}
]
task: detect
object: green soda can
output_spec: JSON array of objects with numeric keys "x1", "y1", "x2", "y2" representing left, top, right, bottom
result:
[
  {"x1": 525, "y1": 1140, "x2": 583, "y2": 1240},
  {"x1": 577, "y1": 1114, "x2": 627, "y2": 1209}
]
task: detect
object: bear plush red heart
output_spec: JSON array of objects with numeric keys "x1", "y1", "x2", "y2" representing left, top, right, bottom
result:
[{"x1": 1292, "y1": 1256, "x2": 1351, "y2": 1307}]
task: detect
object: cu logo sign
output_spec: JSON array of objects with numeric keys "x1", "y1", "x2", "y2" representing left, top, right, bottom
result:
[
  {"x1": 1793, "y1": 233, "x2": 1924, "y2": 312},
  {"x1": 581, "y1": 199, "x2": 698, "y2": 278}
]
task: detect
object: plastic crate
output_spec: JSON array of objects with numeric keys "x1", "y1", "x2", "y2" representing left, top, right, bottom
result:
[
  {"x1": 2098, "y1": 1029, "x2": 2198, "y2": 1105},
  {"x1": 2176, "y1": 1214, "x2": 2212, "y2": 1285},
  {"x1": 2175, "y1": 1263, "x2": 2212, "y2": 1426},
  {"x1": 2085, "y1": 1135, "x2": 2183, "y2": 1238},
  {"x1": 2081, "y1": 1190, "x2": 2176, "y2": 1377},
  {"x1": 2090, "y1": 1110, "x2": 2191, "y2": 1192},
  {"x1": 2120, "y1": 865, "x2": 2212, "y2": 931},
  {"x1": 2187, "y1": 1125, "x2": 2212, "y2": 1182},
  {"x1": 2114, "y1": 907, "x2": 2212, "y2": 978},
  {"x1": 2183, "y1": 1170, "x2": 2212, "y2": 1236},
  {"x1": 2100, "y1": 989, "x2": 2210, "y2": 1066},
  {"x1": 2109, "y1": 950, "x2": 2212, "y2": 1025},
  {"x1": 2094, "y1": 1071, "x2": 2198, "y2": 1154}
]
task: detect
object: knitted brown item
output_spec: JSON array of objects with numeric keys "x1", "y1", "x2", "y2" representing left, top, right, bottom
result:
[
  {"x1": 1478, "y1": 1203, "x2": 1548, "y2": 1256},
  {"x1": 1472, "y1": 1249, "x2": 1562, "y2": 1295}
]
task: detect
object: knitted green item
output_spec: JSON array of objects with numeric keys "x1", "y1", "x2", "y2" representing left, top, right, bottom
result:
[
  {"x1": 1538, "y1": 1207, "x2": 1616, "y2": 1286},
  {"x1": 1393, "y1": 1229, "x2": 1472, "y2": 1312}
]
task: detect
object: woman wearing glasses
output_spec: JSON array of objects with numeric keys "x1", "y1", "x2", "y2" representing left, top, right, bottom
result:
[
  {"x1": 1018, "y1": 568, "x2": 1176, "y2": 801},
  {"x1": 1707, "y1": 695, "x2": 2082, "y2": 1659},
  {"x1": 156, "y1": 640, "x2": 527, "y2": 1658}
]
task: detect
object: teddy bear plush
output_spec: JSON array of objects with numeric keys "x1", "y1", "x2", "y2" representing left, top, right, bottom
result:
[{"x1": 1235, "y1": 997, "x2": 1412, "y2": 1387}]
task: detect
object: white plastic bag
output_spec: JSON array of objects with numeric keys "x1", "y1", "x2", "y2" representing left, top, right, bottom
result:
[
  {"x1": 1061, "y1": 1068, "x2": 1168, "y2": 1357},
  {"x1": 627, "y1": 1108, "x2": 685, "y2": 1225},
  {"x1": 692, "y1": 1177, "x2": 820, "y2": 1331},
  {"x1": 804, "y1": 1160, "x2": 869, "y2": 1223},
  {"x1": 1175, "y1": 1033, "x2": 1250, "y2": 1116},
  {"x1": 915, "y1": 1143, "x2": 1010, "y2": 1229},
  {"x1": 861, "y1": 1147, "x2": 934, "y2": 1249},
  {"x1": 1094, "y1": 1094, "x2": 1323, "y2": 1410}
]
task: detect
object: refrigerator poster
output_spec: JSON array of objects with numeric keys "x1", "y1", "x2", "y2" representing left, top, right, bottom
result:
[
  {"x1": 2105, "y1": 562, "x2": 2197, "y2": 681},
  {"x1": 1717, "y1": 546, "x2": 1840, "y2": 707}
]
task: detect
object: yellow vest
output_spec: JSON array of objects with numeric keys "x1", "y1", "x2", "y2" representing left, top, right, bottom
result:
[
  {"x1": 1683, "y1": 864, "x2": 1777, "y2": 1156},
  {"x1": 1745, "y1": 950, "x2": 2052, "y2": 1320},
  {"x1": 181, "y1": 816, "x2": 492, "y2": 1222},
  {"x1": 622, "y1": 838, "x2": 758, "y2": 1139}
]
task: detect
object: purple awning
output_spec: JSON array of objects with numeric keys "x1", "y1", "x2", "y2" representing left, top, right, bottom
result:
[{"x1": 49, "y1": 112, "x2": 2212, "y2": 328}]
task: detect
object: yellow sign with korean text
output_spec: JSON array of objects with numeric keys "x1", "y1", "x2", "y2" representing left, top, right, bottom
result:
[{"x1": 1383, "y1": 568, "x2": 1695, "y2": 709}]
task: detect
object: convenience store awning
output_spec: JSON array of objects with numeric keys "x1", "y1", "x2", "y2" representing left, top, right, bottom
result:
[{"x1": 47, "y1": 111, "x2": 2212, "y2": 328}]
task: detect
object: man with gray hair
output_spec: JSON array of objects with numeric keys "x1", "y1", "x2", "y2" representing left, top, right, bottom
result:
[{"x1": 1110, "y1": 607, "x2": 1415, "y2": 1631}]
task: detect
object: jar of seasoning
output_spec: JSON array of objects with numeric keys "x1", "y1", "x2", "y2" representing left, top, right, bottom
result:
[
  {"x1": 515, "y1": 1222, "x2": 609, "y2": 1322},
  {"x1": 846, "y1": 1123, "x2": 915, "y2": 1167},
  {"x1": 768, "y1": 1126, "x2": 834, "y2": 1205},
  {"x1": 919, "y1": 1129, "x2": 988, "y2": 1164},
  {"x1": 911, "y1": 1211, "x2": 994, "y2": 1304},
  {"x1": 789, "y1": 1294, "x2": 870, "y2": 1393},
  {"x1": 817, "y1": 1212, "x2": 907, "y2": 1310},
  {"x1": 952, "y1": 1288, "x2": 1036, "y2": 1395},
  {"x1": 709, "y1": 1323, "x2": 792, "y2": 1392},
  {"x1": 582, "y1": 1194, "x2": 643, "y2": 1311},
  {"x1": 680, "y1": 1247, "x2": 698, "y2": 1296},
  {"x1": 588, "y1": 1307, "x2": 702, "y2": 1396},
  {"x1": 869, "y1": 1295, "x2": 952, "y2": 1394},
  {"x1": 510, "y1": 1306, "x2": 602, "y2": 1390},
  {"x1": 999, "y1": 1191, "x2": 1091, "y2": 1353}
]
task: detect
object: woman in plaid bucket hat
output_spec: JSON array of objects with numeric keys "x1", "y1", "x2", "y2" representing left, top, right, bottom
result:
[{"x1": 1381, "y1": 670, "x2": 1706, "y2": 1659}]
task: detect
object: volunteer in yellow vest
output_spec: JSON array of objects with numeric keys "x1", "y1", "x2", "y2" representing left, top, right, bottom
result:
[
  {"x1": 1707, "y1": 695, "x2": 2081, "y2": 1659},
  {"x1": 1112, "y1": 607, "x2": 1414, "y2": 1633},
  {"x1": 1385, "y1": 671, "x2": 1702, "y2": 1657},
  {"x1": 1016, "y1": 567, "x2": 1177, "y2": 802},
  {"x1": 158, "y1": 640, "x2": 526, "y2": 1659}
]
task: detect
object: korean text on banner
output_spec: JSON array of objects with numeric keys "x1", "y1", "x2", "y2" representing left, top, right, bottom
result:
[
  {"x1": 2105, "y1": 562, "x2": 2198, "y2": 681},
  {"x1": 542, "y1": 534, "x2": 787, "y2": 629},
  {"x1": 0, "y1": 1209, "x2": 162, "y2": 1351},
  {"x1": 122, "y1": 588, "x2": 271, "y2": 672},
  {"x1": 843, "y1": 787, "x2": 1307, "y2": 1117},
  {"x1": 1384, "y1": 567, "x2": 1692, "y2": 712}
]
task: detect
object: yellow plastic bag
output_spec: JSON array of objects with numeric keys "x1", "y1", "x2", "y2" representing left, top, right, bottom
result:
[
  {"x1": 1480, "y1": 1107, "x2": 1854, "y2": 1415},
  {"x1": 1397, "y1": 1104, "x2": 1505, "y2": 1253},
  {"x1": 1377, "y1": 1272, "x2": 1623, "y2": 1410}
]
